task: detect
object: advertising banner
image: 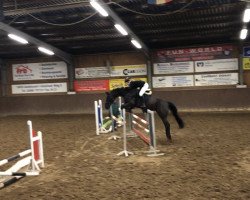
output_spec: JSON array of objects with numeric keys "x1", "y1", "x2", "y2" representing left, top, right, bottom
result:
[
  {"x1": 153, "y1": 75, "x2": 194, "y2": 88},
  {"x1": 12, "y1": 61, "x2": 68, "y2": 81},
  {"x1": 195, "y1": 58, "x2": 238, "y2": 72},
  {"x1": 155, "y1": 45, "x2": 236, "y2": 62},
  {"x1": 153, "y1": 61, "x2": 194, "y2": 74},
  {"x1": 109, "y1": 78, "x2": 147, "y2": 90},
  {"x1": 75, "y1": 67, "x2": 110, "y2": 79},
  {"x1": 243, "y1": 58, "x2": 250, "y2": 70},
  {"x1": 12, "y1": 82, "x2": 67, "y2": 94},
  {"x1": 195, "y1": 73, "x2": 238, "y2": 86},
  {"x1": 110, "y1": 64, "x2": 147, "y2": 77},
  {"x1": 243, "y1": 46, "x2": 250, "y2": 57},
  {"x1": 74, "y1": 80, "x2": 109, "y2": 91}
]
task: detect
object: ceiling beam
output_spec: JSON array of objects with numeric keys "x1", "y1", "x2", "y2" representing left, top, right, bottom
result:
[
  {"x1": 0, "y1": 22, "x2": 73, "y2": 64},
  {"x1": 97, "y1": 0, "x2": 150, "y2": 58},
  {"x1": 4, "y1": 2, "x2": 91, "y2": 16},
  {"x1": 0, "y1": 0, "x2": 3, "y2": 21}
]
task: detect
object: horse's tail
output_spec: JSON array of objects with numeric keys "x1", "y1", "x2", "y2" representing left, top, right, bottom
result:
[{"x1": 168, "y1": 102, "x2": 184, "y2": 129}]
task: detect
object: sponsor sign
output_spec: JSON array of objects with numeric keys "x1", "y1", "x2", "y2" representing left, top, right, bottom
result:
[
  {"x1": 195, "y1": 73, "x2": 238, "y2": 86},
  {"x1": 12, "y1": 61, "x2": 68, "y2": 81},
  {"x1": 148, "y1": 0, "x2": 172, "y2": 5},
  {"x1": 110, "y1": 64, "x2": 147, "y2": 77},
  {"x1": 243, "y1": 58, "x2": 250, "y2": 70},
  {"x1": 243, "y1": 46, "x2": 250, "y2": 57},
  {"x1": 75, "y1": 67, "x2": 110, "y2": 78},
  {"x1": 195, "y1": 58, "x2": 238, "y2": 72},
  {"x1": 109, "y1": 78, "x2": 147, "y2": 90},
  {"x1": 153, "y1": 75, "x2": 194, "y2": 88},
  {"x1": 12, "y1": 82, "x2": 67, "y2": 94},
  {"x1": 74, "y1": 80, "x2": 109, "y2": 91},
  {"x1": 153, "y1": 61, "x2": 194, "y2": 74},
  {"x1": 155, "y1": 45, "x2": 236, "y2": 62}
]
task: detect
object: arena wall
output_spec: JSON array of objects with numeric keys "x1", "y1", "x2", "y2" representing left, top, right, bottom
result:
[
  {"x1": 0, "y1": 88, "x2": 250, "y2": 116},
  {"x1": 1, "y1": 49, "x2": 250, "y2": 116}
]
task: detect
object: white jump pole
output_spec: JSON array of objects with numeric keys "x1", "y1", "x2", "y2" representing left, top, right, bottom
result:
[
  {"x1": 117, "y1": 109, "x2": 133, "y2": 157},
  {"x1": 94, "y1": 101, "x2": 100, "y2": 135},
  {"x1": 108, "y1": 104, "x2": 121, "y2": 140}
]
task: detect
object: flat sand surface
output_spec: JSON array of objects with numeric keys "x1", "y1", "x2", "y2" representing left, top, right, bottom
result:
[{"x1": 0, "y1": 113, "x2": 249, "y2": 200}]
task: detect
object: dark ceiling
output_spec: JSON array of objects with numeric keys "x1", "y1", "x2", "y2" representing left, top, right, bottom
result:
[{"x1": 0, "y1": 0, "x2": 248, "y2": 59}]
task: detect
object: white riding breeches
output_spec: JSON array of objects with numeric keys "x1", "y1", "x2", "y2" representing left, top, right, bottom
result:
[{"x1": 139, "y1": 83, "x2": 149, "y2": 96}]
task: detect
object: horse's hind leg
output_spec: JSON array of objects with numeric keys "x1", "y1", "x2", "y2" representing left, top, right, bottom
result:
[
  {"x1": 156, "y1": 102, "x2": 172, "y2": 142},
  {"x1": 158, "y1": 112, "x2": 172, "y2": 142},
  {"x1": 162, "y1": 118, "x2": 172, "y2": 141}
]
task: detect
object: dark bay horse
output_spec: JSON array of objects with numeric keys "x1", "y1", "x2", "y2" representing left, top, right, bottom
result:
[{"x1": 104, "y1": 87, "x2": 184, "y2": 142}]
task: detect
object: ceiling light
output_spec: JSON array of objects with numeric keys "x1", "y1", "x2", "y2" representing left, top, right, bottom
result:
[
  {"x1": 38, "y1": 47, "x2": 55, "y2": 55},
  {"x1": 243, "y1": 8, "x2": 250, "y2": 22},
  {"x1": 114, "y1": 24, "x2": 128, "y2": 36},
  {"x1": 8, "y1": 34, "x2": 28, "y2": 44},
  {"x1": 240, "y1": 28, "x2": 248, "y2": 40},
  {"x1": 131, "y1": 39, "x2": 142, "y2": 49},
  {"x1": 90, "y1": 0, "x2": 108, "y2": 17}
]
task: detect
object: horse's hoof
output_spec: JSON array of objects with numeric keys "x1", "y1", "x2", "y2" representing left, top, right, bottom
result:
[{"x1": 166, "y1": 139, "x2": 173, "y2": 144}]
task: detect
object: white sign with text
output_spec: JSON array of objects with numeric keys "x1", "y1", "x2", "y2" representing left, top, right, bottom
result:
[
  {"x1": 110, "y1": 64, "x2": 147, "y2": 76},
  {"x1": 75, "y1": 67, "x2": 110, "y2": 79},
  {"x1": 153, "y1": 75, "x2": 194, "y2": 88},
  {"x1": 195, "y1": 58, "x2": 238, "y2": 72},
  {"x1": 153, "y1": 61, "x2": 194, "y2": 74},
  {"x1": 195, "y1": 73, "x2": 238, "y2": 86},
  {"x1": 12, "y1": 61, "x2": 68, "y2": 81},
  {"x1": 12, "y1": 82, "x2": 67, "y2": 94}
]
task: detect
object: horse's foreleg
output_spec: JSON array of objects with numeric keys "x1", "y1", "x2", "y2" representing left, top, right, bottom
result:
[{"x1": 121, "y1": 102, "x2": 134, "y2": 110}]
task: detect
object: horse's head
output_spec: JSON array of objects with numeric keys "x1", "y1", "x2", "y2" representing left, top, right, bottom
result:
[{"x1": 105, "y1": 92, "x2": 115, "y2": 109}]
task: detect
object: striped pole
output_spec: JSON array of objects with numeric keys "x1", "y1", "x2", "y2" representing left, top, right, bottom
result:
[
  {"x1": 0, "y1": 149, "x2": 31, "y2": 167},
  {"x1": 129, "y1": 111, "x2": 164, "y2": 156},
  {"x1": 0, "y1": 177, "x2": 24, "y2": 189},
  {"x1": 0, "y1": 171, "x2": 39, "y2": 176}
]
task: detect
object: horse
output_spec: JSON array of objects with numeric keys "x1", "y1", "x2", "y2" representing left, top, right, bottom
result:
[{"x1": 104, "y1": 87, "x2": 184, "y2": 142}]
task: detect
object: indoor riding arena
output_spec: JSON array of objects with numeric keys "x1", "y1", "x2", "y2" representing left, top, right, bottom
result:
[{"x1": 0, "y1": 1, "x2": 250, "y2": 200}]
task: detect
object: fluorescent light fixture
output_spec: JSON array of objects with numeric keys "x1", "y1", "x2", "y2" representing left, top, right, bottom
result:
[
  {"x1": 38, "y1": 47, "x2": 55, "y2": 55},
  {"x1": 90, "y1": 0, "x2": 108, "y2": 17},
  {"x1": 114, "y1": 24, "x2": 128, "y2": 36},
  {"x1": 243, "y1": 8, "x2": 250, "y2": 22},
  {"x1": 131, "y1": 39, "x2": 142, "y2": 49},
  {"x1": 240, "y1": 28, "x2": 248, "y2": 40},
  {"x1": 8, "y1": 34, "x2": 28, "y2": 44}
]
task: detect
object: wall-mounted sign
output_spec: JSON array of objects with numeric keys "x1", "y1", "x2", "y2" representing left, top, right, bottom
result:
[
  {"x1": 155, "y1": 45, "x2": 236, "y2": 62},
  {"x1": 243, "y1": 46, "x2": 250, "y2": 57},
  {"x1": 195, "y1": 73, "x2": 238, "y2": 86},
  {"x1": 195, "y1": 58, "x2": 238, "y2": 72},
  {"x1": 243, "y1": 58, "x2": 250, "y2": 70},
  {"x1": 74, "y1": 80, "x2": 109, "y2": 91},
  {"x1": 12, "y1": 61, "x2": 68, "y2": 81},
  {"x1": 12, "y1": 82, "x2": 67, "y2": 94},
  {"x1": 109, "y1": 77, "x2": 147, "y2": 90},
  {"x1": 110, "y1": 64, "x2": 147, "y2": 77},
  {"x1": 153, "y1": 75, "x2": 194, "y2": 88},
  {"x1": 75, "y1": 67, "x2": 110, "y2": 79},
  {"x1": 153, "y1": 61, "x2": 194, "y2": 74}
]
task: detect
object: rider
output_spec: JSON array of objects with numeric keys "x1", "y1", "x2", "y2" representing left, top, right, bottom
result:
[{"x1": 124, "y1": 77, "x2": 149, "y2": 108}]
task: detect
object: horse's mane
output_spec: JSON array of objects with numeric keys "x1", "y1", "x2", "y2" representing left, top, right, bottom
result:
[{"x1": 110, "y1": 87, "x2": 136, "y2": 98}]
